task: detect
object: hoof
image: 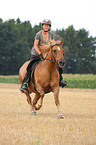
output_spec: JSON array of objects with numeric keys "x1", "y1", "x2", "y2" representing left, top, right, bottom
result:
[
  {"x1": 32, "y1": 111, "x2": 37, "y2": 115},
  {"x1": 35, "y1": 104, "x2": 42, "y2": 110},
  {"x1": 58, "y1": 114, "x2": 64, "y2": 119}
]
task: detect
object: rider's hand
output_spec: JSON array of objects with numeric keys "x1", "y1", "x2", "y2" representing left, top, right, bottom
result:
[{"x1": 40, "y1": 53, "x2": 44, "y2": 60}]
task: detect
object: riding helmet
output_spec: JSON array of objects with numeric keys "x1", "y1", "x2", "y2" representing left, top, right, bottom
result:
[{"x1": 41, "y1": 19, "x2": 51, "y2": 31}]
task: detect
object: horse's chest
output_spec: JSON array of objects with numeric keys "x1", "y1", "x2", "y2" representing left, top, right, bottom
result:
[
  {"x1": 42, "y1": 81, "x2": 53, "y2": 93},
  {"x1": 42, "y1": 74, "x2": 58, "y2": 88}
]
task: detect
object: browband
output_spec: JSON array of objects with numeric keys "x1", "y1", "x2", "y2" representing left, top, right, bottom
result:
[{"x1": 51, "y1": 44, "x2": 61, "y2": 49}]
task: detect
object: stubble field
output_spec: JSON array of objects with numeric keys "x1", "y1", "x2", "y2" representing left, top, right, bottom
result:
[{"x1": 0, "y1": 83, "x2": 96, "y2": 145}]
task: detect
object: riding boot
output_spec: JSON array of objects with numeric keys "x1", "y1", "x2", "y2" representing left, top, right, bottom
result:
[
  {"x1": 57, "y1": 66, "x2": 68, "y2": 88},
  {"x1": 20, "y1": 71, "x2": 31, "y2": 92},
  {"x1": 59, "y1": 74, "x2": 68, "y2": 88}
]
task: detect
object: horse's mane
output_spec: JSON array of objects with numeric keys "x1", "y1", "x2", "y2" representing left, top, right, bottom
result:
[{"x1": 39, "y1": 39, "x2": 62, "y2": 54}]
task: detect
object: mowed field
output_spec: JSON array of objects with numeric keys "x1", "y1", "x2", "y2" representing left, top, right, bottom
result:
[{"x1": 0, "y1": 83, "x2": 96, "y2": 145}]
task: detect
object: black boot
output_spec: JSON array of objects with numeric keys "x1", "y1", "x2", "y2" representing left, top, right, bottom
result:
[
  {"x1": 59, "y1": 69, "x2": 68, "y2": 88},
  {"x1": 59, "y1": 80, "x2": 68, "y2": 88},
  {"x1": 20, "y1": 83, "x2": 28, "y2": 92},
  {"x1": 20, "y1": 71, "x2": 30, "y2": 92}
]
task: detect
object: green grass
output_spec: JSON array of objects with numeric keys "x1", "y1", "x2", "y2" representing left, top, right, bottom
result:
[
  {"x1": 62, "y1": 74, "x2": 96, "y2": 89},
  {"x1": 0, "y1": 75, "x2": 20, "y2": 84},
  {"x1": 0, "y1": 74, "x2": 96, "y2": 89}
]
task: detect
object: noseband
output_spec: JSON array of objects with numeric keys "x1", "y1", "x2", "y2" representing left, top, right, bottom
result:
[{"x1": 43, "y1": 44, "x2": 61, "y2": 62}]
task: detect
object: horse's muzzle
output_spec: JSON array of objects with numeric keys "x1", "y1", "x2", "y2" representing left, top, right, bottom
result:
[{"x1": 58, "y1": 60, "x2": 66, "y2": 68}]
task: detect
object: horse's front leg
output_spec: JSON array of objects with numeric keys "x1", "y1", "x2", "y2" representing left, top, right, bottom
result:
[
  {"x1": 53, "y1": 87, "x2": 64, "y2": 119},
  {"x1": 35, "y1": 83, "x2": 45, "y2": 109},
  {"x1": 24, "y1": 90, "x2": 34, "y2": 112},
  {"x1": 36, "y1": 83, "x2": 45, "y2": 97},
  {"x1": 33, "y1": 92, "x2": 44, "y2": 110},
  {"x1": 34, "y1": 94, "x2": 44, "y2": 110}
]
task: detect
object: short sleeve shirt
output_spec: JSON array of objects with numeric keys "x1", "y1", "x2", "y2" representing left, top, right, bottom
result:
[{"x1": 31, "y1": 30, "x2": 54, "y2": 55}]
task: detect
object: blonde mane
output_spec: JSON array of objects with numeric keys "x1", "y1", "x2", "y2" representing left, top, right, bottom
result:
[{"x1": 39, "y1": 40, "x2": 62, "y2": 55}]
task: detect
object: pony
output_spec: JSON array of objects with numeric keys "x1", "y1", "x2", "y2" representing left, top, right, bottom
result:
[{"x1": 19, "y1": 40, "x2": 66, "y2": 119}]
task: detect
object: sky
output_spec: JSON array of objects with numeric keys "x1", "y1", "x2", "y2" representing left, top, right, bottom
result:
[{"x1": 0, "y1": 0, "x2": 96, "y2": 37}]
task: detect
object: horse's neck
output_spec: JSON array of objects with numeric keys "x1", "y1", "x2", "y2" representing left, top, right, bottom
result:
[
  {"x1": 47, "y1": 61, "x2": 56, "y2": 72},
  {"x1": 46, "y1": 51, "x2": 57, "y2": 72}
]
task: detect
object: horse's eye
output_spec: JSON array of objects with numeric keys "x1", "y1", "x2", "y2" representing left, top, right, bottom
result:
[{"x1": 54, "y1": 49, "x2": 57, "y2": 53}]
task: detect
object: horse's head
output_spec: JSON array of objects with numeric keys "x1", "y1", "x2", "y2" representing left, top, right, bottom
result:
[
  {"x1": 39, "y1": 40, "x2": 66, "y2": 67},
  {"x1": 49, "y1": 40, "x2": 66, "y2": 68}
]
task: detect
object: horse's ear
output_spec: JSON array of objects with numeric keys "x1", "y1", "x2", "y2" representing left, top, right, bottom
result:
[{"x1": 60, "y1": 40, "x2": 64, "y2": 46}]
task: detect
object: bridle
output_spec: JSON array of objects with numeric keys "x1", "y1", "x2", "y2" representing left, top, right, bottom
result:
[{"x1": 43, "y1": 44, "x2": 61, "y2": 62}]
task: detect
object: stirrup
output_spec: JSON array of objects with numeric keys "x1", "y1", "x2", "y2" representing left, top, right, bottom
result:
[{"x1": 59, "y1": 81, "x2": 68, "y2": 88}]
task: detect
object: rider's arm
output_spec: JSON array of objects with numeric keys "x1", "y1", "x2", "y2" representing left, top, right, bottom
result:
[{"x1": 34, "y1": 39, "x2": 41, "y2": 55}]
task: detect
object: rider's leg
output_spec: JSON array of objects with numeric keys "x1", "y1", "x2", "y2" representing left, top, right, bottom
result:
[
  {"x1": 20, "y1": 71, "x2": 31, "y2": 92},
  {"x1": 59, "y1": 73, "x2": 67, "y2": 88},
  {"x1": 57, "y1": 66, "x2": 68, "y2": 88},
  {"x1": 20, "y1": 55, "x2": 41, "y2": 92}
]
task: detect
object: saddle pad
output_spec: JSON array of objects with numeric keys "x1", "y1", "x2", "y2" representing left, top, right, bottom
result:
[
  {"x1": 31, "y1": 61, "x2": 40, "y2": 84},
  {"x1": 27, "y1": 55, "x2": 41, "y2": 90}
]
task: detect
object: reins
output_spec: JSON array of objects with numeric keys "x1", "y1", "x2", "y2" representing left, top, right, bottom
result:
[{"x1": 43, "y1": 44, "x2": 61, "y2": 62}]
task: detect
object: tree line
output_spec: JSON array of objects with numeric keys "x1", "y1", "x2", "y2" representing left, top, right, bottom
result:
[{"x1": 0, "y1": 18, "x2": 96, "y2": 75}]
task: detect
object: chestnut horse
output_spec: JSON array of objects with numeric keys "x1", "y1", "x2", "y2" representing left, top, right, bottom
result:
[{"x1": 19, "y1": 40, "x2": 65, "y2": 119}]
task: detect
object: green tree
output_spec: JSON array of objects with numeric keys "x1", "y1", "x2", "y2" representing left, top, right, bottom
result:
[
  {"x1": 76, "y1": 29, "x2": 96, "y2": 73},
  {"x1": 56, "y1": 26, "x2": 96, "y2": 74},
  {"x1": 0, "y1": 18, "x2": 96, "y2": 75},
  {"x1": 64, "y1": 25, "x2": 77, "y2": 73},
  {"x1": 0, "y1": 19, "x2": 31, "y2": 75}
]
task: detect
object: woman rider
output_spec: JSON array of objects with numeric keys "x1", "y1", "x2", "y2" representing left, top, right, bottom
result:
[{"x1": 20, "y1": 19, "x2": 67, "y2": 92}]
